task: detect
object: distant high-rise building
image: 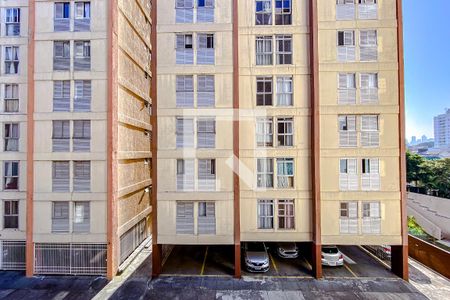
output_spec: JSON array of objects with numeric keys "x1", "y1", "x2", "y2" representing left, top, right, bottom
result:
[
  {"x1": 434, "y1": 109, "x2": 450, "y2": 148},
  {"x1": 421, "y1": 135, "x2": 427, "y2": 143},
  {"x1": 411, "y1": 136, "x2": 417, "y2": 145}
]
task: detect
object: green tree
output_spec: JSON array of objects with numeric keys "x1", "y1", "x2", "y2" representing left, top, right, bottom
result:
[{"x1": 406, "y1": 151, "x2": 425, "y2": 184}]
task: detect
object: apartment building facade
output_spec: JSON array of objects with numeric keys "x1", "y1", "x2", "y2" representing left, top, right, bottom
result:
[
  {"x1": 152, "y1": 0, "x2": 408, "y2": 279},
  {"x1": 434, "y1": 109, "x2": 450, "y2": 149},
  {"x1": 0, "y1": 0, "x2": 153, "y2": 279}
]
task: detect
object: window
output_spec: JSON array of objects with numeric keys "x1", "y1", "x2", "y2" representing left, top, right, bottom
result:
[
  {"x1": 362, "y1": 202, "x2": 381, "y2": 234},
  {"x1": 176, "y1": 0, "x2": 194, "y2": 23},
  {"x1": 53, "y1": 161, "x2": 70, "y2": 192},
  {"x1": 74, "y1": 80, "x2": 91, "y2": 111},
  {"x1": 177, "y1": 159, "x2": 194, "y2": 191},
  {"x1": 277, "y1": 118, "x2": 293, "y2": 147},
  {"x1": 197, "y1": 75, "x2": 215, "y2": 107},
  {"x1": 275, "y1": 0, "x2": 292, "y2": 25},
  {"x1": 256, "y1": 36, "x2": 273, "y2": 65},
  {"x1": 197, "y1": 0, "x2": 214, "y2": 23},
  {"x1": 4, "y1": 46, "x2": 19, "y2": 74},
  {"x1": 73, "y1": 161, "x2": 91, "y2": 192},
  {"x1": 74, "y1": 2, "x2": 91, "y2": 31},
  {"x1": 339, "y1": 158, "x2": 358, "y2": 191},
  {"x1": 4, "y1": 123, "x2": 19, "y2": 151},
  {"x1": 256, "y1": 118, "x2": 273, "y2": 147},
  {"x1": 197, "y1": 118, "x2": 215, "y2": 148},
  {"x1": 74, "y1": 41, "x2": 91, "y2": 70},
  {"x1": 5, "y1": 8, "x2": 20, "y2": 36},
  {"x1": 257, "y1": 158, "x2": 273, "y2": 188},
  {"x1": 360, "y1": 30, "x2": 377, "y2": 61},
  {"x1": 176, "y1": 202, "x2": 194, "y2": 234},
  {"x1": 176, "y1": 34, "x2": 194, "y2": 64},
  {"x1": 53, "y1": 81, "x2": 70, "y2": 111},
  {"x1": 276, "y1": 35, "x2": 292, "y2": 64},
  {"x1": 176, "y1": 75, "x2": 194, "y2": 107},
  {"x1": 3, "y1": 200, "x2": 18, "y2": 229},
  {"x1": 54, "y1": 41, "x2": 70, "y2": 71},
  {"x1": 361, "y1": 158, "x2": 380, "y2": 191},
  {"x1": 256, "y1": 0, "x2": 272, "y2": 25},
  {"x1": 176, "y1": 118, "x2": 194, "y2": 148},
  {"x1": 4, "y1": 84, "x2": 19, "y2": 112},
  {"x1": 197, "y1": 34, "x2": 214, "y2": 65},
  {"x1": 276, "y1": 76, "x2": 293, "y2": 106},
  {"x1": 256, "y1": 77, "x2": 272, "y2": 106},
  {"x1": 338, "y1": 115, "x2": 357, "y2": 147},
  {"x1": 53, "y1": 120, "x2": 70, "y2": 152},
  {"x1": 198, "y1": 202, "x2": 215, "y2": 234},
  {"x1": 73, "y1": 202, "x2": 90, "y2": 232},
  {"x1": 73, "y1": 120, "x2": 91, "y2": 152},
  {"x1": 54, "y1": 2, "x2": 70, "y2": 31},
  {"x1": 340, "y1": 202, "x2": 358, "y2": 234},
  {"x1": 198, "y1": 159, "x2": 215, "y2": 191},
  {"x1": 277, "y1": 158, "x2": 294, "y2": 188},
  {"x1": 361, "y1": 115, "x2": 379, "y2": 147},
  {"x1": 258, "y1": 199, "x2": 274, "y2": 229},
  {"x1": 52, "y1": 202, "x2": 69, "y2": 232},
  {"x1": 4, "y1": 161, "x2": 19, "y2": 190},
  {"x1": 337, "y1": 31, "x2": 355, "y2": 62},
  {"x1": 360, "y1": 73, "x2": 378, "y2": 103},
  {"x1": 338, "y1": 73, "x2": 356, "y2": 104},
  {"x1": 278, "y1": 199, "x2": 294, "y2": 229},
  {"x1": 336, "y1": 0, "x2": 355, "y2": 21},
  {"x1": 359, "y1": 0, "x2": 378, "y2": 20}
]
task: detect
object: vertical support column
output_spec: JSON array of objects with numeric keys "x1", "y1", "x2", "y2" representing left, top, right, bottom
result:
[
  {"x1": 393, "y1": 0, "x2": 409, "y2": 281},
  {"x1": 107, "y1": 0, "x2": 119, "y2": 280},
  {"x1": 309, "y1": 0, "x2": 322, "y2": 279},
  {"x1": 150, "y1": 0, "x2": 161, "y2": 278},
  {"x1": 26, "y1": 0, "x2": 36, "y2": 278},
  {"x1": 232, "y1": 0, "x2": 241, "y2": 279}
]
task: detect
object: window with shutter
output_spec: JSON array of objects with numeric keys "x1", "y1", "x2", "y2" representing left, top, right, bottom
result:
[
  {"x1": 176, "y1": 118, "x2": 194, "y2": 148},
  {"x1": 256, "y1": 0, "x2": 272, "y2": 25},
  {"x1": 74, "y1": 80, "x2": 91, "y2": 111},
  {"x1": 73, "y1": 202, "x2": 90, "y2": 232},
  {"x1": 256, "y1": 77, "x2": 273, "y2": 106},
  {"x1": 74, "y1": 41, "x2": 91, "y2": 70},
  {"x1": 339, "y1": 158, "x2": 358, "y2": 191},
  {"x1": 361, "y1": 115, "x2": 379, "y2": 147},
  {"x1": 4, "y1": 84, "x2": 19, "y2": 113},
  {"x1": 339, "y1": 115, "x2": 357, "y2": 147},
  {"x1": 73, "y1": 161, "x2": 91, "y2": 192},
  {"x1": 198, "y1": 159, "x2": 216, "y2": 191},
  {"x1": 52, "y1": 202, "x2": 70, "y2": 232},
  {"x1": 362, "y1": 201, "x2": 381, "y2": 234},
  {"x1": 256, "y1": 36, "x2": 273, "y2": 65},
  {"x1": 275, "y1": 0, "x2": 292, "y2": 25},
  {"x1": 197, "y1": 75, "x2": 215, "y2": 107},
  {"x1": 5, "y1": 8, "x2": 20, "y2": 36},
  {"x1": 176, "y1": 202, "x2": 194, "y2": 234},
  {"x1": 257, "y1": 158, "x2": 273, "y2": 188},
  {"x1": 358, "y1": 0, "x2": 377, "y2": 20},
  {"x1": 197, "y1": 118, "x2": 215, "y2": 148},
  {"x1": 54, "y1": 2, "x2": 70, "y2": 31},
  {"x1": 276, "y1": 76, "x2": 293, "y2": 106},
  {"x1": 256, "y1": 118, "x2": 273, "y2": 147},
  {"x1": 339, "y1": 202, "x2": 358, "y2": 234},
  {"x1": 276, "y1": 35, "x2": 292, "y2": 65},
  {"x1": 52, "y1": 161, "x2": 70, "y2": 192},
  {"x1": 360, "y1": 30, "x2": 377, "y2": 61},
  {"x1": 361, "y1": 158, "x2": 380, "y2": 191},
  {"x1": 4, "y1": 161, "x2": 19, "y2": 190},
  {"x1": 277, "y1": 158, "x2": 294, "y2": 188},
  {"x1": 176, "y1": 0, "x2": 194, "y2": 23},
  {"x1": 258, "y1": 199, "x2": 274, "y2": 229},
  {"x1": 176, "y1": 75, "x2": 194, "y2": 107},
  {"x1": 337, "y1": 31, "x2": 355, "y2": 61},
  {"x1": 197, "y1": 34, "x2": 214, "y2": 65},
  {"x1": 52, "y1": 120, "x2": 70, "y2": 152},
  {"x1": 3, "y1": 200, "x2": 19, "y2": 229},
  {"x1": 53, "y1": 41, "x2": 70, "y2": 71},
  {"x1": 336, "y1": 0, "x2": 355, "y2": 20},
  {"x1": 74, "y1": 2, "x2": 91, "y2": 31},
  {"x1": 197, "y1": 0, "x2": 214, "y2": 23},
  {"x1": 53, "y1": 81, "x2": 71, "y2": 111},
  {"x1": 198, "y1": 202, "x2": 216, "y2": 234},
  {"x1": 360, "y1": 73, "x2": 378, "y2": 104},
  {"x1": 277, "y1": 117, "x2": 293, "y2": 147},
  {"x1": 338, "y1": 73, "x2": 356, "y2": 104},
  {"x1": 4, "y1": 46, "x2": 19, "y2": 74},
  {"x1": 278, "y1": 199, "x2": 295, "y2": 229},
  {"x1": 177, "y1": 159, "x2": 195, "y2": 191},
  {"x1": 176, "y1": 34, "x2": 194, "y2": 64},
  {"x1": 73, "y1": 120, "x2": 91, "y2": 152},
  {"x1": 4, "y1": 123, "x2": 19, "y2": 152}
]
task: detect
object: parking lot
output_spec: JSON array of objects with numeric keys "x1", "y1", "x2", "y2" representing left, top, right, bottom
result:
[{"x1": 161, "y1": 244, "x2": 396, "y2": 279}]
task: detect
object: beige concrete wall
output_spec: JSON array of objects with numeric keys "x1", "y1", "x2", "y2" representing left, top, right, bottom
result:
[{"x1": 318, "y1": 0, "x2": 402, "y2": 245}]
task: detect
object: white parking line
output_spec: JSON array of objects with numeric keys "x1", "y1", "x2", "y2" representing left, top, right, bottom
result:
[{"x1": 342, "y1": 253, "x2": 357, "y2": 265}]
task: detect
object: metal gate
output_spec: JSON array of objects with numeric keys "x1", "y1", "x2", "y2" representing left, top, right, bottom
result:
[{"x1": 0, "y1": 240, "x2": 26, "y2": 270}]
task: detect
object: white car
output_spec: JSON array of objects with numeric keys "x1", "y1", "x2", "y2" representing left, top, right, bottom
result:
[
  {"x1": 321, "y1": 246, "x2": 344, "y2": 267},
  {"x1": 275, "y1": 242, "x2": 299, "y2": 259}
]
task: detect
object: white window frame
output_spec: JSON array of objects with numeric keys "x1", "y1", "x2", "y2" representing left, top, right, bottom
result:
[
  {"x1": 276, "y1": 158, "x2": 294, "y2": 189},
  {"x1": 277, "y1": 117, "x2": 293, "y2": 147},
  {"x1": 257, "y1": 158, "x2": 274, "y2": 189},
  {"x1": 258, "y1": 199, "x2": 274, "y2": 229},
  {"x1": 278, "y1": 199, "x2": 294, "y2": 230},
  {"x1": 256, "y1": 117, "x2": 273, "y2": 147}
]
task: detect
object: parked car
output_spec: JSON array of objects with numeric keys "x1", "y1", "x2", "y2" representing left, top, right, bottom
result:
[
  {"x1": 365, "y1": 245, "x2": 391, "y2": 260},
  {"x1": 321, "y1": 246, "x2": 344, "y2": 267},
  {"x1": 243, "y1": 242, "x2": 270, "y2": 272},
  {"x1": 275, "y1": 242, "x2": 299, "y2": 258}
]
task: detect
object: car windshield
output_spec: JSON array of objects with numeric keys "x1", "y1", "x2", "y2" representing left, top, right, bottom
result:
[
  {"x1": 247, "y1": 243, "x2": 265, "y2": 252},
  {"x1": 322, "y1": 247, "x2": 338, "y2": 254}
]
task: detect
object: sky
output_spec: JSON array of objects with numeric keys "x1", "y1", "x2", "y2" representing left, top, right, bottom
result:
[{"x1": 404, "y1": 1, "x2": 450, "y2": 140}]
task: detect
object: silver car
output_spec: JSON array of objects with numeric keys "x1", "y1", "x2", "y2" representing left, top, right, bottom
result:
[
  {"x1": 243, "y1": 242, "x2": 270, "y2": 272},
  {"x1": 276, "y1": 242, "x2": 299, "y2": 258},
  {"x1": 321, "y1": 246, "x2": 344, "y2": 267}
]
